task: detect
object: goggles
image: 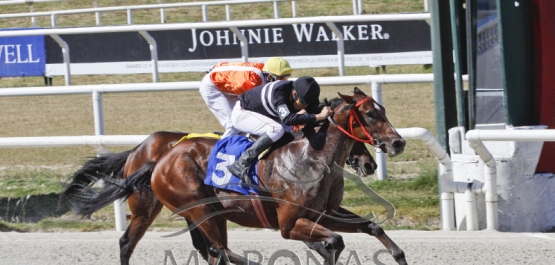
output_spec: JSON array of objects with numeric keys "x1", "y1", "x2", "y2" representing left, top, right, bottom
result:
[{"x1": 269, "y1": 73, "x2": 291, "y2": 80}]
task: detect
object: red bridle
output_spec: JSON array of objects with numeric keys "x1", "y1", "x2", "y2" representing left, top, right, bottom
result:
[{"x1": 329, "y1": 97, "x2": 377, "y2": 145}]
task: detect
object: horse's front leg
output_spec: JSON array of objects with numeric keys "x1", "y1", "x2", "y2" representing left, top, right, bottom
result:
[
  {"x1": 320, "y1": 207, "x2": 407, "y2": 265},
  {"x1": 282, "y1": 218, "x2": 344, "y2": 265}
]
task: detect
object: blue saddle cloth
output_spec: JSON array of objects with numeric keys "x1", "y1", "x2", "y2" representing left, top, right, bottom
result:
[{"x1": 204, "y1": 135, "x2": 260, "y2": 195}]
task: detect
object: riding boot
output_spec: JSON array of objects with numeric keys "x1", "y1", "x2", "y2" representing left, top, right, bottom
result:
[{"x1": 227, "y1": 133, "x2": 274, "y2": 184}]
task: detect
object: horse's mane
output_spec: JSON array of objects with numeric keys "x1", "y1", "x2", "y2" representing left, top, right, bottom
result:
[{"x1": 326, "y1": 97, "x2": 344, "y2": 110}]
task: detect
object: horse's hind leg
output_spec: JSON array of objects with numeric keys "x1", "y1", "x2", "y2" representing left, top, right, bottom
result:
[
  {"x1": 188, "y1": 219, "x2": 211, "y2": 262},
  {"x1": 320, "y1": 207, "x2": 406, "y2": 265},
  {"x1": 120, "y1": 194, "x2": 215, "y2": 265},
  {"x1": 161, "y1": 196, "x2": 252, "y2": 264},
  {"x1": 174, "y1": 208, "x2": 257, "y2": 265},
  {"x1": 119, "y1": 192, "x2": 163, "y2": 265}
]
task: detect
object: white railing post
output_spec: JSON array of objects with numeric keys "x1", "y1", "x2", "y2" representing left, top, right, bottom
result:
[
  {"x1": 325, "y1": 22, "x2": 345, "y2": 76},
  {"x1": 92, "y1": 90, "x2": 127, "y2": 232},
  {"x1": 127, "y1": 9, "x2": 133, "y2": 24},
  {"x1": 50, "y1": 14, "x2": 56, "y2": 27},
  {"x1": 371, "y1": 81, "x2": 387, "y2": 180},
  {"x1": 92, "y1": 91, "x2": 106, "y2": 138},
  {"x1": 273, "y1": 1, "x2": 280, "y2": 18},
  {"x1": 230, "y1": 27, "x2": 249, "y2": 62},
  {"x1": 226, "y1": 5, "x2": 231, "y2": 21},
  {"x1": 93, "y1": 0, "x2": 101, "y2": 26},
  {"x1": 291, "y1": 1, "x2": 297, "y2": 17},
  {"x1": 466, "y1": 131, "x2": 500, "y2": 231},
  {"x1": 352, "y1": 0, "x2": 358, "y2": 15},
  {"x1": 465, "y1": 190, "x2": 479, "y2": 231},
  {"x1": 28, "y1": 2, "x2": 37, "y2": 27},
  {"x1": 158, "y1": 0, "x2": 165, "y2": 24},
  {"x1": 441, "y1": 192, "x2": 455, "y2": 230},
  {"x1": 49, "y1": 34, "x2": 71, "y2": 85},
  {"x1": 139, "y1": 31, "x2": 159, "y2": 83},
  {"x1": 202, "y1": 5, "x2": 208, "y2": 22}
]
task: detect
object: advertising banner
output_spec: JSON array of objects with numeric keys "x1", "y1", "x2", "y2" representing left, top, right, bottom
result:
[
  {"x1": 0, "y1": 29, "x2": 46, "y2": 77},
  {"x1": 45, "y1": 20, "x2": 431, "y2": 75}
]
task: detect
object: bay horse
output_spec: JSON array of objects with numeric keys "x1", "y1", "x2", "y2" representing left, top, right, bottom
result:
[
  {"x1": 60, "y1": 88, "x2": 406, "y2": 264},
  {"x1": 59, "y1": 126, "x2": 377, "y2": 263}
]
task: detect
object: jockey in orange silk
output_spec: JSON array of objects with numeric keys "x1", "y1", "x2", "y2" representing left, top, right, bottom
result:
[{"x1": 199, "y1": 57, "x2": 293, "y2": 137}]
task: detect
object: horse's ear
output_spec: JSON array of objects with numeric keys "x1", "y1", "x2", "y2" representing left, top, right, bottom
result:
[
  {"x1": 338, "y1": 92, "x2": 354, "y2": 104},
  {"x1": 353, "y1": 87, "x2": 367, "y2": 96}
]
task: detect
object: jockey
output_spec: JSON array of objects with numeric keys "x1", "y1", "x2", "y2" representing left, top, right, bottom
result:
[
  {"x1": 227, "y1": 76, "x2": 333, "y2": 182},
  {"x1": 199, "y1": 57, "x2": 293, "y2": 138}
]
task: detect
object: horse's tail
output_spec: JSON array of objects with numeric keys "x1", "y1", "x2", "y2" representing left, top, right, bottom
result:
[
  {"x1": 58, "y1": 150, "x2": 131, "y2": 210},
  {"x1": 64, "y1": 161, "x2": 154, "y2": 218}
]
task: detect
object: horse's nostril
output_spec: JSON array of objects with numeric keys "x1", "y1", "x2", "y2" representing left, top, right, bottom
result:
[
  {"x1": 364, "y1": 162, "x2": 376, "y2": 171},
  {"x1": 393, "y1": 140, "x2": 406, "y2": 149}
]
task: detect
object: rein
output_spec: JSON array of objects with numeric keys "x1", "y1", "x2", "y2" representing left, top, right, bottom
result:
[{"x1": 327, "y1": 97, "x2": 377, "y2": 145}]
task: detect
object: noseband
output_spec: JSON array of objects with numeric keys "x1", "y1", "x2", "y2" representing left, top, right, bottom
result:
[{"x1": 327, "y1": 97, "x2": 379, "y2": 146}]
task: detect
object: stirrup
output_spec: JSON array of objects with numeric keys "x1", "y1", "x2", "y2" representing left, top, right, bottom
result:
[
  {"x1": 227, "y1": 163, "x2": 251, "y2": 184},
  {"x1": 239, "y1": 172, "x2": 251, "y2": 184},
  {"x1": 236, "y1": 170, "x2": 251, "y2": 185}
]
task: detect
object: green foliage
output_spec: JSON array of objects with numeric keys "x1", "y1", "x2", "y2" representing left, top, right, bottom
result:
[
  {"x1": 342, "y1": 166, "x2": 440, "y2": 229},
  {"x1": 36, "y1": 219, "x2": 114, "y2": 232},
  {"x1": 0, "y1": 220, "x2": 27, "y2": 232},
  {"x1": 0, "y1": 169, "x2": 66, "y2": 198}
]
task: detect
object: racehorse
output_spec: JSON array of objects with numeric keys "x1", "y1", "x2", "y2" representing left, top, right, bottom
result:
[
  {"x1": 60, "y1": 88, "x2": 406, "y2": 264},
  {"x1": 59, "y1": 127, "x2": 377, "y2": 264}
]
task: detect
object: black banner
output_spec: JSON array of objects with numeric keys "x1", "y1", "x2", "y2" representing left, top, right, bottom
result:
[{"x1": 45, "y1": 20, "x2": 431, "y2": 75}]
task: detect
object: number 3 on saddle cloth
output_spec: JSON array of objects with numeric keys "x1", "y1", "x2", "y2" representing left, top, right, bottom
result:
[{"x1": 204, "y1": 135, "x2": 261, "y2": 195}]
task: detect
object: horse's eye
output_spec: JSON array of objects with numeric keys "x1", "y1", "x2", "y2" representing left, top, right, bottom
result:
[{"x1": 375, "y1": 104, "x2": 386, "y2": 115}]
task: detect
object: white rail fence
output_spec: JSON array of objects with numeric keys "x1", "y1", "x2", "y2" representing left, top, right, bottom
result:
[
  {"x1": 1, "y1": 74, "x2": 436, "y2": 231},
  {"x1": 0, "y1": 13, "x2": 431, "y2": 85},
  {"x1": 0, "y1": 0, "x2": 59, "y2": 6},
  {"x1": 462, "y1": 130, "x2": 555, "y2": 231},
  {"x1": 1, "y1": 0, "x2": 430, "y2": 26},
  {"x1": 3, "y1": 73, "x2": 506, "y2": 233},
  {"x1": 0, "y1": 0, "x2": 297, "y2": 27}
]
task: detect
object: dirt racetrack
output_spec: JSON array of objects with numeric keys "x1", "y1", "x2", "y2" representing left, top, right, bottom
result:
[{"x1": 1, "y1": 229, "x2": 554, "y2": 265}]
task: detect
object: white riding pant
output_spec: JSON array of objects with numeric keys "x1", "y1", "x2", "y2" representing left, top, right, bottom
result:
[
  {"x1": 199, "y1": 74, "x2": 238, "y2": 137},
  {"x1": 230, "y1": 102, "x2": 287, "y2": 142}
]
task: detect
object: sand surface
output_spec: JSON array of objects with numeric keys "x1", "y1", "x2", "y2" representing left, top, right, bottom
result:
[{"x1": 1, "y1": 229, "x2": 554, "y2": 264}]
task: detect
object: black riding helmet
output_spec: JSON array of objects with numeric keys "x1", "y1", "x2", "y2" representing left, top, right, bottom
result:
[{"x1": 293, "y1": 76, "x2": 321, "y2": 113}]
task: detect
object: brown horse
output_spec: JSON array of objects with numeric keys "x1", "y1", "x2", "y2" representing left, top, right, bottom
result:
[
  {"x1": 59, "y1": 131, "x2": 377, "y2": 264},
  {"x1": 61, "y1": 88, "x2": 406, "y2": 264}
]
